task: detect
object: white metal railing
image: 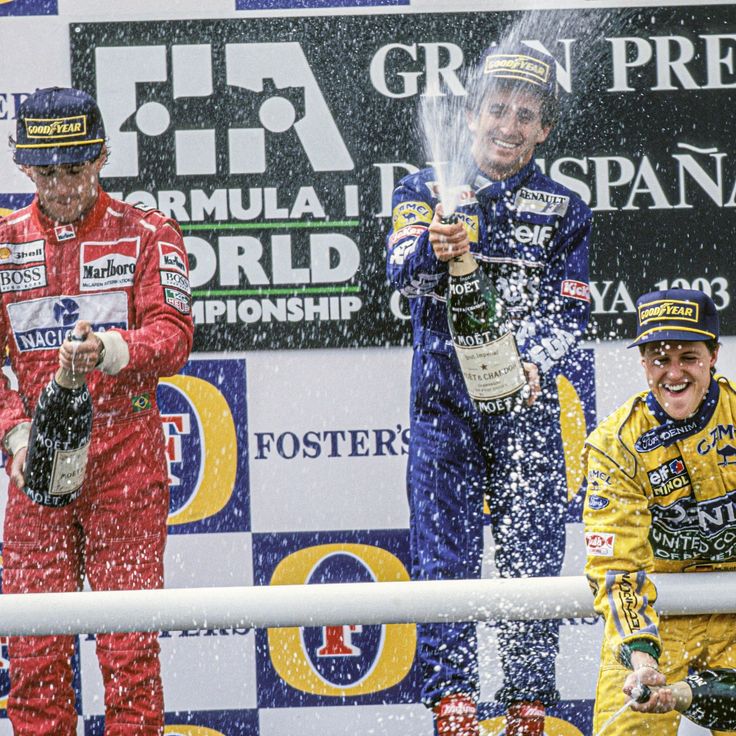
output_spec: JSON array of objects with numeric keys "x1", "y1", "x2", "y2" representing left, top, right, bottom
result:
[{"x1": 0, "y1": 573, "x2": 732, "y2": 636}]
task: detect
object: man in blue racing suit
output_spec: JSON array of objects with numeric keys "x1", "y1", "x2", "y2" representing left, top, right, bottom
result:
[{"x1": 386, "y1": 44, "x2": 592, "y2": 736}]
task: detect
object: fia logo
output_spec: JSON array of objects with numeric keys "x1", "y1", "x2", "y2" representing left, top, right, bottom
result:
[{"x1": 94, "y1": 40, "x2": 353, "y2": 178}]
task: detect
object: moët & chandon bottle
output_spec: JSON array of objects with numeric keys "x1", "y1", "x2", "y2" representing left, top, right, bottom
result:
[
  {"x1": 446, "y1": 246, "x2": 529, "y2": 415},
  {"x1": 22, "y1": 326, "x2": 93, "y2": 507}
]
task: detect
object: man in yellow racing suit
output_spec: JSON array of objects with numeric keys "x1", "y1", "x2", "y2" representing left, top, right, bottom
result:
[{"x1": 584, "y1": 287, "x2": 736, "y2": 735}]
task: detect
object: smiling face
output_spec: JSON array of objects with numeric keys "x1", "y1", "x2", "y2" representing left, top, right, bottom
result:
[
  {"x1": 468, "y1": 86, "x2": 551, "y2": 181},
  {"x1": 641, "y1": 340, "x2": 718, "y2": 420}
]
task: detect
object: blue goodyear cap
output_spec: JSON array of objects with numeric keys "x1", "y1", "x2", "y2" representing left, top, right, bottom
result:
[
  {"x1": 14, "y1": 87, "x2": 105, "y2": 166},
  {"x1": 628, "y1": 289, "x2": 720, "y2": 348},
  {"x1": 480, "y1": 44, "x2": 558, "y2": 98}
]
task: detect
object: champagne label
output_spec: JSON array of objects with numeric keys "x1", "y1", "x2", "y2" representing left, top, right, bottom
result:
[
  {"x1": 453, "y1": 332, "x2": 526, "y2": 401},
  {"x1": 49, "y1": 443, "x2": 90, "y2": 496}
]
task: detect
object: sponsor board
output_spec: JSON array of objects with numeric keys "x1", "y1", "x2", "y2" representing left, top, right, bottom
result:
[
  {"x1": 479, "y1": 699, "x2": 592, "y2": 735},
  {"x1": 84, "y1": 709, "x2": 259, "y2": 735},
  {"x1": 0, "y1": 194, "x2": 33, "y2": 217},
  {"x1": 158, "y1": 359, "x2": 250, "y2": 534},
  {"x1": 253, "y1": 530, "x2": 418, "y2": 707},
  {"x1": 69, "y1": 6, "x2": 736, "y2": 350},
  {"x1": 236, "y1": 0, "x2": 409, "y2": 7},
  {"x1": 0, "y1": 0, "x2": 57, "y2": 16}
]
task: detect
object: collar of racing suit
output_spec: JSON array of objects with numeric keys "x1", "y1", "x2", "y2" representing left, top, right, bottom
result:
[
  {"x1": 471, "y1": 159, "x2": 537, "y2": 202},
  {"x1": 31, "y1": 185, "x2": 107, "y2": 240},
  {"x1": 642, "y1": 377, "x2": 720, "y2": 448}
]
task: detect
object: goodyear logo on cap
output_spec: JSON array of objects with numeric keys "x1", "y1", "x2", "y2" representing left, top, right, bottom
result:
[
  {"x1": 484, "y1": 54, "x2": 550, "y2": 87},
  {"x1": 638, "y1": 299, "x2": 698, "y2": 325},
  {"x1": 24, "y1": 115, "x2": 86, "y2": 140}
]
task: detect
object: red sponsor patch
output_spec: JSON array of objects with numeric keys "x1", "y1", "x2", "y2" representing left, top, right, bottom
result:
[
  {"x1": 54, "y1": 224, "x2": 76, "y2": 242},
  {"x1": 585, "y1": 532, "x2": 615, "y2": 557},
  {"x1": 80, "y1": 237, "x2": 139, "y2": 291},
  {"x1": 388, "y1": 224, "x2": 427, "y2": 248},
  {"x1": 561, "y1": 279, "x2": 591, "y2": 302},
  {"x1": 159, "y1": 241, "x2": 188, "y2": 277}
]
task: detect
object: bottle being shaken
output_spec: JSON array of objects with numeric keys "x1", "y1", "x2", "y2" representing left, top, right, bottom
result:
[
  {"x1": 22, "y1": 324, "x2": 93, "y2": 507},
  {"x1": 443, "y1": 214, "x2": 530, "y2": 415},
  {"x1": 632, "y1": 669, "x2": 736, "y2": 731}
]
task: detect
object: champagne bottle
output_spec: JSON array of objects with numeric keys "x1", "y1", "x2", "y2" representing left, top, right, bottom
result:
[
  {"x1": 637, "y1": 669, "x2": 736, "y2": 730},
  {"x1": 22, "y1": 326, "x2": 93, "y2": 507},
  {"x1": 446, "y1": 245, "x2": 529, "y2": 415}
]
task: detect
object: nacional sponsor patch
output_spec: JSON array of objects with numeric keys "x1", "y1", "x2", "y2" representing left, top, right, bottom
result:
[
  {"x1": 80, "y1": 238, "x2": 139, "y2": 291},
  {"x1": 158, "y1": 241, "x2": 188, "y2": 276},
  {"x1": 513, "y1": 187, "x2": 569, "y2": 216},
  {"x1": 561, "y1": 279, "x2": 591, "y2": 302},
  {"x1": 160, "y1": 270, "x2": 191, "y2": 295},
  {"x1": 391, "y1": 201, "x2": 433, "y2": 229},
  {"x1": 585, "y1": 531, "x2": 615, "y2": 556},
  {"x1": 0, "y1": 239, "x2": 45, "y2": 265},
  {"x1": 164, "y1": 287, "x2": 191, "y2": 315},
  {"x1": 648, "y1": 456, "x2": 691, "y2": 497},
  {"x1": 0, "y1": 264, "x2": 46, "y2": 292},
  {"x1": 387, "y1": 224, "x2": 427, "y2": 248},
  {"x1": 7, "y1": 292, "x2": 128, "y2": 352},
  {"x1": 587, "y1": 494, "x2": 610, "y2": 510}
]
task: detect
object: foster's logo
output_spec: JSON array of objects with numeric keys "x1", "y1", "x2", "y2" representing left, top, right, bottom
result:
[
  {"x1": 261, "y1": 537, "x2": 416, "y2": 702},
  {"x1": 158, "y1": 359, "x2": 249, "y2": 533}
]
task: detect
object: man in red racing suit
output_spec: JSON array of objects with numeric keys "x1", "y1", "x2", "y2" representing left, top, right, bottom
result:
[{"x1": 0, "y1": 87, "x2": 193, "y2": 735}]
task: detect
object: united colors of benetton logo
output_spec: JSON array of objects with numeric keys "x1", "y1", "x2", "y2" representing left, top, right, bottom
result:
[{"x1": 158, "y1": 359, "x2": 249, "y2": 533}]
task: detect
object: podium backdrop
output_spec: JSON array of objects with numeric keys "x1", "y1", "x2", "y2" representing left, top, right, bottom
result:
[{"x1": 1, "y1": 1, "x2": 734, "y2": 734}]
